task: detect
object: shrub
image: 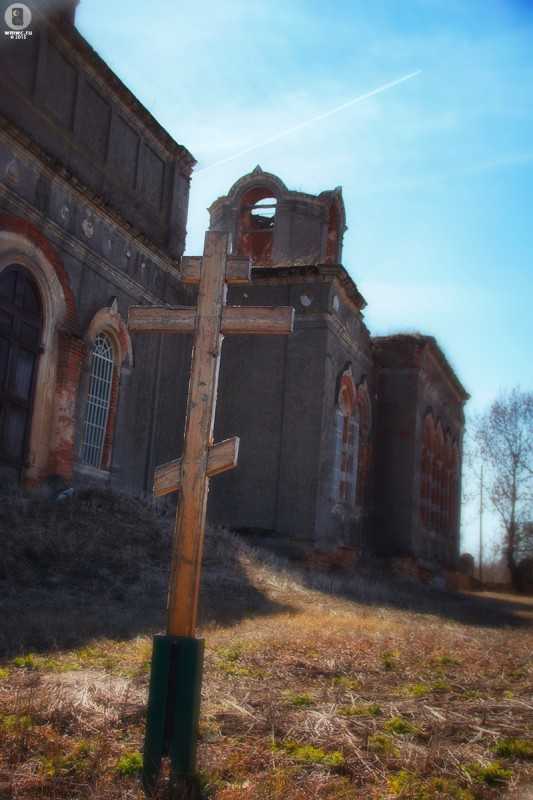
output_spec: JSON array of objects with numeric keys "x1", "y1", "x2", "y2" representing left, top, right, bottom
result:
[
  {"x1": 115, "y1": 751, "x2": 143, "y2": 776},
  {"x1": 431, "y1": 654, "x2": 461, "y2": 667},
  {"x1": 368, "y1": 734, "x2": 399, "y2": 757},
  {"x1": 404, "y1": 683, "x2": 430, "y2": 697},
  {"x1": 382, "y1": 650, "x2": 399, "y2": 670},
  {"x1": 384, "y1": 716, "x2": 420, "y2": 736},
  {"x1": 12, "y1": 654, "x2": 38, "y2": 670},
  {"x1": 388, "y1": 770, "x2": 475, "y2": 799},
  {"x1": 285, "y1": 692, "x2": 315, "y2": 707},
  {"x1": 1, "y1": 714, "x2": 32, "y2": 732},
  {"x1": 273, "y1": 739, "x2": 344, "y2": 768},
  {"x1": 494, "y1": 737, "x2": 533, "y2": 760},
  {"x1": 464, "y1": 761, "x2": 512, "y2": 786}
]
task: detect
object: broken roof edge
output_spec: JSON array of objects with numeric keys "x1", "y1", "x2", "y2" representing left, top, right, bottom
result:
[
  {"x1": 208, "y1": 167, "x2": 347, "y2": 217},
  {"x1": 372, "y1": 333, "x2": 470, "y2": 402},
  {"x1": 208, "y1": 167, "x2": 289, "y2": 213},
  {"x1": 44, "y1": 11, "x2": 196, "y2": 172}
]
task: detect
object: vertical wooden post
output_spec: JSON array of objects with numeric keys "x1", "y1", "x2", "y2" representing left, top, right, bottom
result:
[{"x1": 167, "y1": 231, "x2": 227, "y2": 637}]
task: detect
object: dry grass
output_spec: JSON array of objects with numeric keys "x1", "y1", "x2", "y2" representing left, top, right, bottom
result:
[{"x1": 1, "y1": 489, "x2": 533, "y2": 798}]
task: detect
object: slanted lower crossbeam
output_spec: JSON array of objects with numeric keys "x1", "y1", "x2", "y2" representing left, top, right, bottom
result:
[{"x1": 154, "y1": 436, "x2": 239, "y2": 497}]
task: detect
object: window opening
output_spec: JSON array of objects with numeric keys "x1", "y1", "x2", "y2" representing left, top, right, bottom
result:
[
  {"x1": 80, "y1": 333, "x2": 114, "y2": 468},
  {"x1": 0, "y1": 266, "x2": 42, "y2": 480},
  {"x1": 237, "y1": 188, "x2": 277, "y2": 263}
]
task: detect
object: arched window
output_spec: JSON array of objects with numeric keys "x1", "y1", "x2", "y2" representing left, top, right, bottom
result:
[
  {"x1": 442, "y1": 435, "x2": 453, "y2": 533},
  {"x1": 431, "y1": 423, "x2": 444, "y2": 532},
  {"x1": 356, "y1": 384, "x2": 371, "y2": 506},
  {"x1": 420, "y1": 414, "x2": 457, "y2": 535},
  {"x1": 420, "y1": 413, "x2": 434, "y2": 527},
  {"x1": 237, "y1": 187, "x2": 277, "y2": 264},
  {"x1": 0, "y1": 265, "x2": 42, "y2": 481},
  {"x1": 334, "y1": 369, "x2": 359, "y2": 506},
  {"x1": 80, "y1": 333, "x2": 115, "y2": 468}
]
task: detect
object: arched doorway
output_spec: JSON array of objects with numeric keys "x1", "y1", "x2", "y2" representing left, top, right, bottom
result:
[{"x1": 0, "y1": 266, "x2": 43, "y2": 482}]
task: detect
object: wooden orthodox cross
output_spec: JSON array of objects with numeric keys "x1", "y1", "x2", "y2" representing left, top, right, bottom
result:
[{"x1": 128, "y1": 230, "x2": 294, "y2": 795}]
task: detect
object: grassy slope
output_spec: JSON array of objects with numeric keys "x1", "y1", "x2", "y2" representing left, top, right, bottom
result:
[{"x1": 0, "y1": 490, "x2": 532, "y2": 799}]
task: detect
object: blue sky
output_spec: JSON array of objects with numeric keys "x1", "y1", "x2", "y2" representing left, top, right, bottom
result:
[{"x1": 77, "y1": 0, "x2": 532, "y2": 556}]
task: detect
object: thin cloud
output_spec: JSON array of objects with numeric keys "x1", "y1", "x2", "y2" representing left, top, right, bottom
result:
[
  {"x1": 464, "y1": 152, "x2": 533, "y2": 173},
  {"x1": 196, "y1": 71, "x2": 422, "y2": 173}
]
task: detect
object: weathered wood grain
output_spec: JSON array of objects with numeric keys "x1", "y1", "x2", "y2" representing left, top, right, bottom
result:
[
  {"x1": 221, "y1": 305, "x2": 295, "y2": 335},
  {"x1": 128, "y1": 306, "x2": 196, "y2": 333},
  {"x1": 153, "y1": 436, "x2": 240, "y2": 497},
  {"x1": 167, "y1": 231, "x2": 228, "y2": 637},
  {"x1": 181, "y1": 255, "x2": 251, "y2": 285}
]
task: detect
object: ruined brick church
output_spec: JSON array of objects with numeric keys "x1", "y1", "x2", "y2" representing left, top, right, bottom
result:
[{"x1": 0, "y1": 1, "x2": 468, "y2": 569}]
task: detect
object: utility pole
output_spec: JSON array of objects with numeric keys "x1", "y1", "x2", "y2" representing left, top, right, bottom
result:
[{"x1": 479, "y1": 465, "x2": 484, "y2": 584}]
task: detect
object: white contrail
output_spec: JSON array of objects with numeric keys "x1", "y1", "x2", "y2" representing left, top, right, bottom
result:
[{"x1": 196, "y1": 70, "x2": 421, "y2": 173}]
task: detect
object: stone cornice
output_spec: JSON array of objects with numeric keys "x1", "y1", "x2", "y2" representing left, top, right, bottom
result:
[
  {"x1": 372, "y1": 334, "x2": 469, "y2": 404},
  {"x1": 0, "y1": 124, "x2": 182, "y2": 285},
  {"x1": 251, "y1": 263, "x2": 367, "y2": 310},
  {"x1": 41, "y1": 14, "x2": 195, "y2": 171},
  {"x1": 296, "y1": 312, "x2": 372, "y2": 364},
  {"x1": 421, "y1": 345, "x2": 470, "y2": 406},
  {"x1": 0, "y1": 186, "x2": 164, "y2": 305}
]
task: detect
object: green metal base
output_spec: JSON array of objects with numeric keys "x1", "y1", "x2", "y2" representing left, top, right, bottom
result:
[{"x1": 143, "y1": 635, "x2": 204, "y2": 794}]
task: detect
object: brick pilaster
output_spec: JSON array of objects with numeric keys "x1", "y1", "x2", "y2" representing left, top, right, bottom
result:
[{"x1": 47, "y1": 331, "x2": 86, "y2": 480}]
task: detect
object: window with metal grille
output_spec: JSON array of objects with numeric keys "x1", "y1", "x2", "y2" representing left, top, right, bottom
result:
[
  {"x1": 80, "y1": 333, "x2": 114, "y2": 468},
  {"x1": 336, "y1": 410, "x2": 359, "y2": 505},
  {"x1": 333, "y1": 380, "x2": 359, "y2": 508}
]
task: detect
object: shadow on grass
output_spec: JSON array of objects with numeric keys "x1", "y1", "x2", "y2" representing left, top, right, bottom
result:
[
  {"x1": 0, "y1": 490, "x2": 292, "y2": 658},
  {"x1": 237, "y1": 531, "x2": 533, "y2": 631},
  {"x1": 1, "y1": 488, "x2": 531, "y2": 659}
]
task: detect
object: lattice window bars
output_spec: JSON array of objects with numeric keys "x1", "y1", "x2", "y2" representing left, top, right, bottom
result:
[
  {"x1": 334, "y1": 408, "x2": 359, "y2": 506},
  {"x1": 80, "y1": 333, "x2": 114, "y2": 468}
]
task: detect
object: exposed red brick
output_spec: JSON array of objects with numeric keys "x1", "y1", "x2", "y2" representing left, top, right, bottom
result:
[
  {"x1": 356, "y1": 386, "x2": 371, "y2": 506},
  {"x1": 325, "y1": 201, "x2": 340, "y2": 264},
  {"x1": 237, "y1": 187, "x2": 276, "y2": 264},
  {"x1": 0, "y1": 214, "x2": 79, "y2": 333},
  {"x1": 47, "y1": 332, "x2": 86, "y2": 480}
]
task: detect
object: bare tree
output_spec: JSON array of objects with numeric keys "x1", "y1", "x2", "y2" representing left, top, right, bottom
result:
[
  {"x1": 517, "y1": 520, "x2": 533, "y2": 556},
  {"x1": 474, "y1": 388, "x2": 533, "y2": 590}
]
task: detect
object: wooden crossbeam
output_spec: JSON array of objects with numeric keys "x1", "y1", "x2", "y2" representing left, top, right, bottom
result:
[
  {"x1": 128, "y1": 305, "x2": 294, "y2": 336},
  {"x1": 128, "y1": 306, "x2": 196, "y2": 334},
  {"x1": 181, "y1": 255, "x2": 251, "y2": 285},
  {"x1": 222, "y1": 305, "x2": 294, "y2": 335},
  {"x1": 153, "y1": 436, "x2": 239, "y2": 497}
]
